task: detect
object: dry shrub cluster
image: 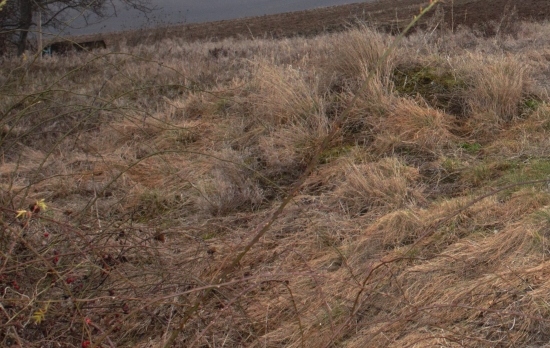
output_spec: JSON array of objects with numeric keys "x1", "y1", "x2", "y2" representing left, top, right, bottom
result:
[{"x1": 2, "y1": 14, "x2": 550, "y2": 347}]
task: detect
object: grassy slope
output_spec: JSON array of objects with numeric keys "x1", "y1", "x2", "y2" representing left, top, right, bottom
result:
[{"x1": 2, "y1": 15, "x2": 550, "y2": 348}]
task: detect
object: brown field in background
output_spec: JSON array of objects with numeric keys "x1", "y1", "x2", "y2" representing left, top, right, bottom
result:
[
  {"x1": 4, "y1": 1, "x2": 550, "y2": 347},
  {"x1": 70, "y1": 0, "x2": 550, "y2": 47}
]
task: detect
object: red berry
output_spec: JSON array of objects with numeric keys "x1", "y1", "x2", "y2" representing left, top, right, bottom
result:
[
  {"x1": 66, "y1": 277, "x2": 75, "y2": 284},
  {"x1": 85, "y1": 318, "x2": 91, "y2": 324},
  {"x1": 82, "y1": 341, "x2": 91, "y2": 348},
  {"x1": 29, "y1": 204, "x2": 40, "y2": 214},
  {"x1": 53, "y1": 256, "x2": 59, "y2": 264},
  {"x1": 44, "y1": 232, "x2": 49, "y2": 238}
]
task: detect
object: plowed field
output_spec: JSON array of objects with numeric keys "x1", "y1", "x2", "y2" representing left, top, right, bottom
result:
[{"x1": 89, "y1": 0, "x2": 550, "y2": 46}]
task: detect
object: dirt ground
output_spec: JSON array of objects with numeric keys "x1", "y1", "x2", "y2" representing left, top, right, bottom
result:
[{"x1": 83, "y1": 0, "x2": 550, "y2": 47}]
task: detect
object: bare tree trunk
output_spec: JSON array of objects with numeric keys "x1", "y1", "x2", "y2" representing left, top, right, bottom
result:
[{"x1": 17, "y1": 0, "x2": 32, "y2": 56}]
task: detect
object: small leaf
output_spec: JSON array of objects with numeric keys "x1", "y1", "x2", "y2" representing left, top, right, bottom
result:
[
  {"x1": 16, "y1": 210, "x2": 28, "y2": 219},
  {"x1": 31, "y1": 301, "x2": 50, "y2": 324},
  {"x1": 36, "y1": 199, "x2": 47, "y2": 211},
  {"x1": 32, "y1": 309, "x2": 45, "y2": 324}
]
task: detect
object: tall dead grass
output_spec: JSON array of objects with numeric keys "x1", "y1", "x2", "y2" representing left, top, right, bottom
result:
[
  {"x1": 328, "y1": 156, "x2": 424, "y2": 217},
  {"x1": 371, "y1": 97, "x2": 458, "y2": 154},
  {"x1": 252, "y1": 59, "x2": 323, "y2": 125},
  {"x1": 329, "y1": 24, "x2": 394, "y2": 81},
  {"x1": 465, "y1": 54, "x2": 530, "y2": 127},
  {"x1": 2, "y1": 16, "x2": 550, "y2": 348}
]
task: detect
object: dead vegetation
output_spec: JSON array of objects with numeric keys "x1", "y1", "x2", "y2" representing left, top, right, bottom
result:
[{"x1": 3, "y1": 12, "x2": 550, "y2": 348}]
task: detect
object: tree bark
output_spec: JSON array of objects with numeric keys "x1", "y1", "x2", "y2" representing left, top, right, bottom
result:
[{"x1": 17, "y1": 0, "x2": 33, "y2": 56}]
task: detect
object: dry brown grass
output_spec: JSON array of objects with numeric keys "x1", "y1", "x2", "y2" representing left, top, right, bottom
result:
[
  {"x1": 2, "y1": 16, "x2": 550, "y2": 348},
  {"x1": 371, "y1": 97, "x2": 458, "y2": 155},
  {"x1": 327, "y1": 156, "x2": 425, "y2": 217},
  {"x1": 465, "y1": 54, "x2": 530, "y2": 129},
  {"x1": 328, "y1": 24, "x2": 394, "y2": 81}
]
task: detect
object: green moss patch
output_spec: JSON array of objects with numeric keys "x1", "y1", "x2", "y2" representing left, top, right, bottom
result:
[
  {"x1": 459, "y1": 142, "x2": 482, "y2": 154},
  {"x1": 392, "y1": 65, "x2": 467, "y2": 116},
  {"x1": 319, "y1": 145, "x2": 353, "y2": 164}
]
